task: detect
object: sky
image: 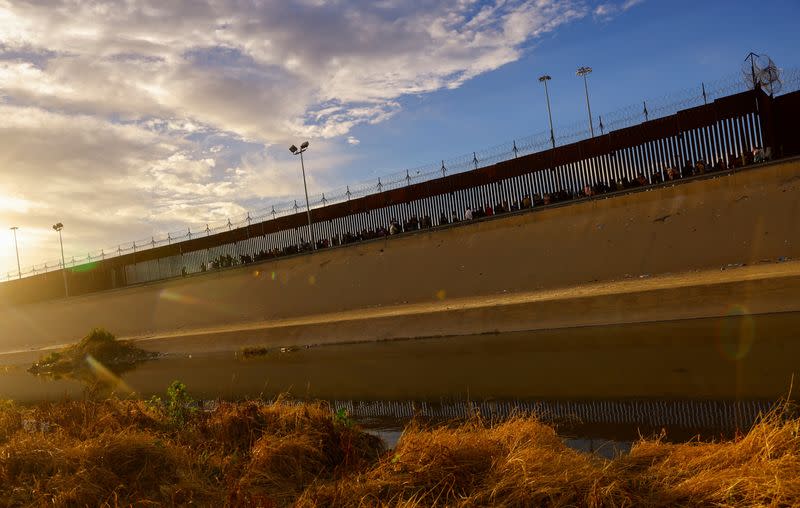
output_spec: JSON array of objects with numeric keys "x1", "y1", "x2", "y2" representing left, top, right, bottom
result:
[{"x1": 1, "y1": 0, "x2": 799, "y2": 277}]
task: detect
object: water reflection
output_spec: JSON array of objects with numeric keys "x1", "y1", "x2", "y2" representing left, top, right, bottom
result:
[
  {"x1": 130, "y1": 312, "x2": 799, "y2": 401},
  {"x1": 1, "y1": 312, "x2": 797, "y2": 438}
]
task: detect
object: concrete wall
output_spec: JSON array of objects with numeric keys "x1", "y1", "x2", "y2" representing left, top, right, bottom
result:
[{"x1": 1, "y1": 158, "x2": 799, "y2": 353}]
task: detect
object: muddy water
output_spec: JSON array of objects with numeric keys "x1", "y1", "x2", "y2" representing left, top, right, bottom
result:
[
  {"x1": 2, "y1": 311, "x2": 799, "y2": 402},
  {"x1": 1, "y1": 312, "x2": 798, "y2": 442}
]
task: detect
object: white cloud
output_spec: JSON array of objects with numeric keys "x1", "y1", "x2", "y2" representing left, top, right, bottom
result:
[
  {"x1": 594, "y1": 0, "x2": 644, "y2": 19},
  {"x1": 0, "y1": 0, "x2": 592, "y2": 141},
  {"x1": 622, "y1": 0, "x2": 645, "y2": 10},
  {"x1": 0, "y1": 0, "x2": 648, "y2": 274}
]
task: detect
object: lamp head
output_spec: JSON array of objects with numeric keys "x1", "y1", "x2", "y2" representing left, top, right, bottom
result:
[
  {"x1": 576, "y1": 66, "x2": 592, "y2": 77},
  {"x1": 52, "y1": 223, "x2": 63, "y2": 232},
  {"x1": 300, "y1": 141, "x2": 309, "y2": 149},
  {"x1": 538, "y1": 75, "x2": 551, "y2": 82},
  {"x1": 289, "y1": 145, "x2": 298, "y2": 154}
]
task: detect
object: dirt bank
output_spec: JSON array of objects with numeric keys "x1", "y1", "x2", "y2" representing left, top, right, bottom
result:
[{"x1": 1, "y1": 158, "x2": 799, "y2": 354}]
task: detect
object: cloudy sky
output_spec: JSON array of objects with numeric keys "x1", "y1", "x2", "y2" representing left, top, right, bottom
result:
[{"x1": 1, "y1": 0, "x2": 798, "y2": 276}]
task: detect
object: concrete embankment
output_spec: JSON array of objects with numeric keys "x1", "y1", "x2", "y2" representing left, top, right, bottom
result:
[
  {"x1": 133, "y1": 261, "x2": 800, "y2": 354},
  {"x1": 1, "y1": 158, "x2": 799, "y2": 355}
]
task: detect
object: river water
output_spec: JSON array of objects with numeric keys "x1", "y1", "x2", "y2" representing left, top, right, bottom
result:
[{"x1": 1, "y1": 311, "x2": 798, "y2": 452}]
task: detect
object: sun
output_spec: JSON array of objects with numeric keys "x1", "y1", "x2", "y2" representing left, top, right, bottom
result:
[{"x1": 0, "y1": 193, "x2": 33, "y2": 276}]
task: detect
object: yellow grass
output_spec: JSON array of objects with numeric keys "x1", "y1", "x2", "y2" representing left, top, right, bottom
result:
[{"x1": 0, "y1": 397, "x2": 797, "y2": 507}]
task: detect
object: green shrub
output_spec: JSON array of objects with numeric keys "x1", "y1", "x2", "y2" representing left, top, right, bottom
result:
[{"x1": 149, "y1": 381, "x2": 198, "y2": 427}]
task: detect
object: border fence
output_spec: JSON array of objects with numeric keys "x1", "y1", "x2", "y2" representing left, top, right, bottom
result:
[
  {"x1": 3, "y1": 77, "x2": 800, "y2": 305},
  {"x1": 6, "y1": 71, "x2": 799, "y2": 281}
]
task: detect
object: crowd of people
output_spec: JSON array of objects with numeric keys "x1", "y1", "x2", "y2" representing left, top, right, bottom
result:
[{"x1": 193, "y1": 147, "x2": 772, "y2": 272}]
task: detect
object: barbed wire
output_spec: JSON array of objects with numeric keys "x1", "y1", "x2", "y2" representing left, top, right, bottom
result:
[{"x1": 5, "y1": 69, "x2": 799, "y2": 281}]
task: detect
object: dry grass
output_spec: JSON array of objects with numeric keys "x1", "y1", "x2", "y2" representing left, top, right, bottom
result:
[
  {"x1": 601, "y1": 408, "x2": 800, "y2": 506},
  {"x1": 300, "y1": 406, "x2": 800, "y2": 507},
  {"x1": 298, "y1": 417, "x2": 603, "y2": 507},
  {"x1": 0, "y1": 397, "x2": 383, "y2": 507},
  {"x1": 0, "y1": 397, "x2": 798, "y2": 507}
]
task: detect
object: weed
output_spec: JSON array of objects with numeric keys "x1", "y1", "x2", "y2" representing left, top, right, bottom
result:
[
  {"x1": 334, "y1": 407, "x2": 355, "y2": 428},
  {"x1": 148, "y1": 380, "x2": 198, "y2": 427},
  {"x1": 238, "y1": 346, "x2": 271, "y2": 358}
]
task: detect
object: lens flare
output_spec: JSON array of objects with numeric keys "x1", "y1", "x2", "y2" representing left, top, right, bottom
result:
[
  {"x1": 716, "y1": 305, "x2": 756, "y2": 362},
  {"x1": 71, "y1": 261, "x2": 98, "y2": 273},
  {"x1": 159, "y1": 289, "x2": 203, "y2": 305},
  {"x1": 158, "y1": 288, "x2": 239, "y2": 316},
  {"x1": 84, "y1": 354, "x2": 135, "y2": 394}
]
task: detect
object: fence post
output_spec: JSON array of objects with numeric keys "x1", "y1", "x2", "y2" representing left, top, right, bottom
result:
[
  {"x1": 702, "y1": 82, "x2": 707, "y2": 105},
  {"x1": 473, "y1": 152, "x2": 479, "y2": 170},
  {"x1": 441, "y1": 160, "x2": 446, "y2": 177},
  {"x1": 643, "y1": 101, "x2": 649, "y2": 122},
  {"x1": 755, "y1": 89, "x2": 776, "y2": 156},
  {"x1": 513, "y1": 141, "x2": 519, "y2": 158},
  {"x1": 346, "y1": 186, "x2": 351, "y2": 200},
  {"x1": 599, "y1": 115, "x2": 604, "y2": 135}
]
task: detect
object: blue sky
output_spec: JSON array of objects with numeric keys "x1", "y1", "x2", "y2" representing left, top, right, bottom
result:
[
  {"x1": 334, "y1": 0, "x2": 800, "y2": 181},
  {"x1": 0, "y1": 0, "x2": 798, "y2": 276}
]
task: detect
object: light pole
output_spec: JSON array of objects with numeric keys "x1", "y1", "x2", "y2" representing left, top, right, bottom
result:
[
  {"x1": 10, "y1": 227, "x2": 21, "y2": 279},
  {"x1": 576, "y1": 66, "x2": 595, "y2": 137},
  {"x1": 538, "y1": 75, "x2": 555, "y2": 148},
  {"x1": 52, "y1": 222, "x2": 68, "y2": 297},
  {"x1": 289, "y1": 141, "x2": 315, "y2": 250}
]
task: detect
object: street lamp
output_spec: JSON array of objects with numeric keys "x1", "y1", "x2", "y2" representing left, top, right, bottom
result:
[
  {"x1": 52, "y1": 222, "x2": 68, "y2": 297},
  {"x1": 538, "y1": 75, "x2": 555, "y2": 148},
  {"x1": 10, "y1": 227, "x2": 21, "y2": 279},
  {"x1": 288, "y1": 141, "x2": 315, "y2": 250},
  {"x1": 576, "y1": 66, "x2": 595, "y2": 137}
]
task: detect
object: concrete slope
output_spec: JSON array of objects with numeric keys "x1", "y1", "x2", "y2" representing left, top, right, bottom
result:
[{"x1": 1, "y1": 158, "x2": 799, "y2": 354}]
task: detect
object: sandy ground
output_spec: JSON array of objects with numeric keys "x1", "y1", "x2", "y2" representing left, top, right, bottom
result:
[{"x1": 1, "y1": 158, "x2": 799, "y2": 356}]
